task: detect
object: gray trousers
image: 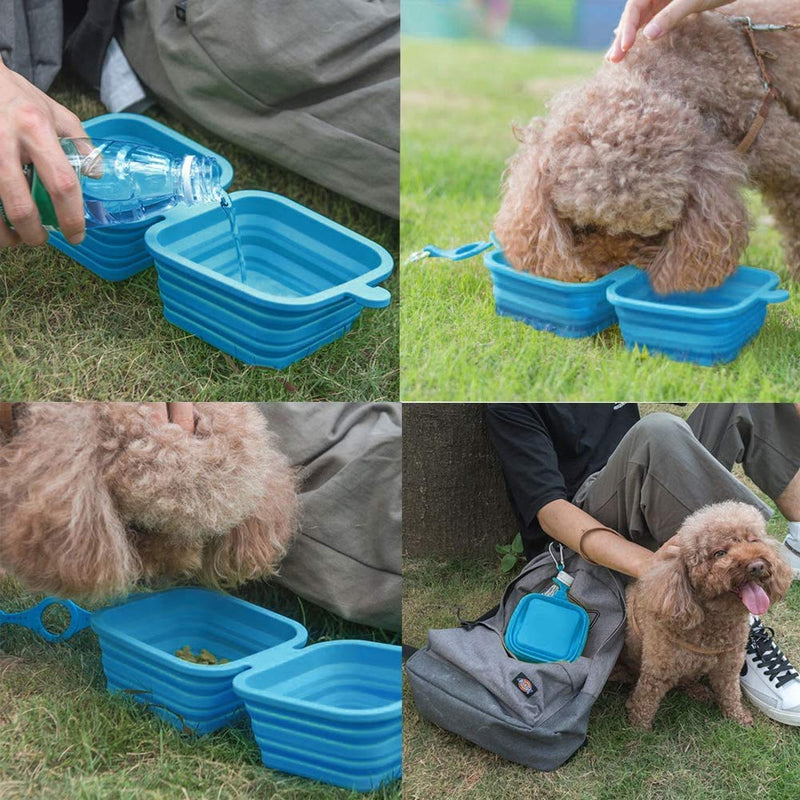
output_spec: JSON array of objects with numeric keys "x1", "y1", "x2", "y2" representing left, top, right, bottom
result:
[
  {"x1": 118, "y1": 0, "x2": 399, "y2": 217},
  {"x1": 257, "y1": 403, "x2": 401, "y2": 633},
  {"x1": 573, "y1": 404, "x2": 800, "y2": 550}
]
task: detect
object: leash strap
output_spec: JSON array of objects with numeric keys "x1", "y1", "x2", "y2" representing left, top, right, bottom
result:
[
  {"x1": 737, "y1": 86, "x2": 780, "y2": 155},
  {"x1": 726, "y1": 15, "x2": 800, "y2": 154}
]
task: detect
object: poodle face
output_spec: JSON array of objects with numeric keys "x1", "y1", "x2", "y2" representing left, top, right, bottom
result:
[
  {"x1": 647, "y1": 501, "x2": 791, "y2": 627},
  {"x1": 495, "y1": 66, "x2": 750, "y2": 294},
  {"x1": 0, "y1": 403, "x2": 298, "y2": 601}
]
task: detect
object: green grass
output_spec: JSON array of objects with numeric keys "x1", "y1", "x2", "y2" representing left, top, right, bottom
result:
[
  {"x1": 0, "y1": 579, "x2": 400, "y2": 799},
  {"x1": 0, "y1": 77, "x2": 398, "y2": 401},
  {"x1": 403, "y1": 512, "x2": 800, "y2": 800},
  {"x1": 400, "y1": 38, "x2": 799, "y2": 400}
]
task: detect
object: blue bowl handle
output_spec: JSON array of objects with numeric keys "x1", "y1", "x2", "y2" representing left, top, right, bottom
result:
[
  {"x1": 0, "y1": 597, "x2": 92, "y2": 643},
  {"x1": 345, "y1": 284, "x2": 392, "y2": 308},
  {"x1": 761, "y1": 288, "x2": 790, "y2": 305},
  {"x1": 409, "y1": 240, "x2": 493, "y2": 263}
]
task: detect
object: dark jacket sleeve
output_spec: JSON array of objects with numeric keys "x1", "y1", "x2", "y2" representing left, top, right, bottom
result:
[{"x1": 485, "y1": 404, "x2": 566, "y2": 557}]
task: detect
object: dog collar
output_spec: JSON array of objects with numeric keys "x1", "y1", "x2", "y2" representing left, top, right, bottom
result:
[{"x1": 723, "y1": 14, "x2": 800, "y2": 155}]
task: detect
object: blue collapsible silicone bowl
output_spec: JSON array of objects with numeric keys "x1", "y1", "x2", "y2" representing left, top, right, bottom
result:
[
  {"x1": 90, "y1": 588, "x2": 307, "y2": 734},
  {"x1": 484, "y1": 249, "x2": 638, "y2": 337},
  {"x1": 233, "y1": 640, "x2": 402, "y2": 792},
  {"x1": 607, "y1": 266, "x2": 789, "y2": 365},
  {"x1": 504, "y1": 588, "x2": 590, "y2": 663},
  {"x1": 47, "y1": 113, "x2": 234, "y2": 281},
  {"x1": 144, "y1": 190, "x2": 394, "y2": 368}
]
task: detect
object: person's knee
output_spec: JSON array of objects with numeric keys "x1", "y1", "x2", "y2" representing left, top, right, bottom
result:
[
  {"x1": 635, "y1": 412, "x2": 691, "y2": 439},
  {"x1": 628, "y1": 413, "x2": 696, "y2": 461}
]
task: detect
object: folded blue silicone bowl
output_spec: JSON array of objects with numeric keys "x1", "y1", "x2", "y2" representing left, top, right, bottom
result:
[
  {"x1": 144, "y1": 190, "x2": 394, "y2": 368},
  {"x1": 233, "y1": 640, "x2": 402, "y2": 792},
  {"x1": 90, "y1": 588, "x2": 308, "y2": 734},
  {"x1": 607, "y1": 266, "x2": 789, "y2": 365},
  {"x1": 48, "y1": 113, "x2": 234, "y2": 281},
  {"x1": 504, "y1": 590, "x2": 590, "y2": 663}
]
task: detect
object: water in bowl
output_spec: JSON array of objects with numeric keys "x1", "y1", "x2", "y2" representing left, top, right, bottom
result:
[{"x1": 220, "y1": 191, "x2": 247, "y2": 284}]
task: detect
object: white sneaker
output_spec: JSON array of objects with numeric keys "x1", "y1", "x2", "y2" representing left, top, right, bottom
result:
[
  {"x1": 740, "y1": 618, "x2": 800, "y2": 726},
  {"x1": 779, "y1": 536, "x2": 800, "y2": 579}
]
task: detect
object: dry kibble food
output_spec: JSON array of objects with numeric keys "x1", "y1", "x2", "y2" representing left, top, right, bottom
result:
[{"x1": 174, "y1": 645, "x2": 230, "y2": 665}]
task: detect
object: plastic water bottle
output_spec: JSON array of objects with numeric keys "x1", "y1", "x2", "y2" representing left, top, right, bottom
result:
[
  {"x1": 0, "y1": 138, "x2": 223, "y2": 230},
  {"x1": 542, "y1": 570, "x2": 574, "y2": 597}
]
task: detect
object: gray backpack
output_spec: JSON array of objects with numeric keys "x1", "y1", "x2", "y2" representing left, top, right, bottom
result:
[{"x1": 405, "y1": 548, "x2": 627, "y2": 771}]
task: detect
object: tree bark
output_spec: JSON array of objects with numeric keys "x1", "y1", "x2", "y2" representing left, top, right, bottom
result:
[{"x1": 402, "y1": 403, "x2": 519, "y2": 558}]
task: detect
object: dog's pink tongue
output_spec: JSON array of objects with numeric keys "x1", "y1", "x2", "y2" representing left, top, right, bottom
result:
[{"x1": 738, "y1": 582, "x2": 770, "y2": 615}]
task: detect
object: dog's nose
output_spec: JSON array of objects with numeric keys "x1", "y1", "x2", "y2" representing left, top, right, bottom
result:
[{"x1": 747, "y1": 559, "x2": 767, "y2": 577}]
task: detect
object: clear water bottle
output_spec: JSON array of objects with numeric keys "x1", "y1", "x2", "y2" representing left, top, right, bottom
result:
[
  {"x1": 542, "y1": 570, "x2": 574, "y2": 597},
  {"x1": 1, "y1": 138, "x2": 223, "y2": 230}
]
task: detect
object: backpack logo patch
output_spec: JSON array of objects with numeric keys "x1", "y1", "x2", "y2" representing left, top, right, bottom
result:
[{"x1": 513, "y1": 673, "x2": 537, "y2": 697}]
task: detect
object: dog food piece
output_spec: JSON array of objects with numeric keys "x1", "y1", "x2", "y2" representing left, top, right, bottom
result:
[{"x1": 174, "y1": 645, "x2": 230, "y2": 665}]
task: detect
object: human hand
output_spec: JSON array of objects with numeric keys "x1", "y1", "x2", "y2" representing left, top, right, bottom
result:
[
  {"x1": 0, "y1": 59, "x2": 87, "y2": 248},
  {"x1": 606, "y1": 0, "x2": 735, "y2": 62},
  {"x1": 144, "y1": 403, "x2": 196, "y2": 433}
]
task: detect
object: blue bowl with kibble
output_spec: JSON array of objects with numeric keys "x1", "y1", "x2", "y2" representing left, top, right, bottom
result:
[{"x1": 90, "y1": 588, "x2": 308, "y2": 734}]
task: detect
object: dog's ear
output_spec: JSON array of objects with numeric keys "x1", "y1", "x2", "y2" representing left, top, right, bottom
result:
[
  {"x1": 640, "y1": 543, "x2": 704, "y2": 629},
  {"x1": 494, "y1": 120, "x2": 574, "y2": 275},
  {"x1": 647, "y1": 145, "x2": 749, "y2": 294},
  {"x1": 201, "y1": 476, "x2": 298, "y2": 587},
  {"x1": 766, "y1": 543, "x2": 794, "y2": 605},
  {"x1": 0, "y1": 408, "x2": 139, "y2": 600}
]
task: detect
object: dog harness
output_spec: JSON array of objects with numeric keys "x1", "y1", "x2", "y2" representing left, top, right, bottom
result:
[
  {"x1": 627, "y1": 595, "x2": 742, "y2": 656},
  {"x1": 726, "y1": 15, "x2": 800, "y2": 155}
]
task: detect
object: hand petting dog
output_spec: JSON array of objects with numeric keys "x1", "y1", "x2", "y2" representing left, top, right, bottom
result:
[{"x1": 495, "y1": 0, "x2": 800, "y2": 294}]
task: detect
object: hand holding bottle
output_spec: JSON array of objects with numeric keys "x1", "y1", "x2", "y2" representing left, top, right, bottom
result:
[{"x1": 0, "y1": 59, "x2": 88, "y2": 248}]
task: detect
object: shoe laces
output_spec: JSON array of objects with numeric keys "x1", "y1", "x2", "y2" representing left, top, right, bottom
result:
[{"x1": 747, "y1": 619, "x2": 799, "y2": 689}]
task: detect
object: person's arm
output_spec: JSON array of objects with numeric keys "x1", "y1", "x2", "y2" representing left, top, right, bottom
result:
[
  {"x1": 606, "y1": 0, "x2": 736, "y2": 62},
  {"x1": 0, "y1": 58, "x2": 88, "y2": 248},
  {"x1": 538, "y1": 499, "x2": 654, "y2": 579},
  {"x1": 0, "y1": 403, "x2": 196, "y2": 436}
]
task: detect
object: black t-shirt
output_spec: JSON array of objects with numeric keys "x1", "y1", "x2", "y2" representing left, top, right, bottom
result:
[{"x1": 486, "y1": 404, "x2": 641, "y2": 559}]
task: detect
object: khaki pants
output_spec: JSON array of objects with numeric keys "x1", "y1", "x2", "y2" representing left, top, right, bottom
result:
[
  {"x1": 573, "y1": 404, "x2": 800, "y2": 550},
  {"x1": 118, "y1": 0, "x2": 399, "y2": 217}
]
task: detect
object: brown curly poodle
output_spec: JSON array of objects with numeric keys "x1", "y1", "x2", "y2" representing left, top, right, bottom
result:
[
  {"x1": 0, "y1": 403, "x2": 297, "y2": 601},
  {"x1": 620, "y1": 501, "x2": 792, "y2": 730},
  {"x1": 495, "y1": 0, "x2": 800, "y2": 294}
]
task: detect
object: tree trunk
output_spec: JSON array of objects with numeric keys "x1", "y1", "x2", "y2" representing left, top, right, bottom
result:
[{"x1": 402, "y1": 403, "x2": 519, "y2": 558}]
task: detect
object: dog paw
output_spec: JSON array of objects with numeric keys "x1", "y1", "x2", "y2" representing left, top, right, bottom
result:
[
  {"x1": 725, "y1": 708, "x2": 754, "y2": 726},
  {"x1": 625, "y1": 698, "x2": 654, "y2": 730}
]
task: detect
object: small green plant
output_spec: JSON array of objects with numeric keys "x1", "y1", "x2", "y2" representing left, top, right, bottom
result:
[{"x1": 496, "y1": 532, "x2": 525, "y2": 574}]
